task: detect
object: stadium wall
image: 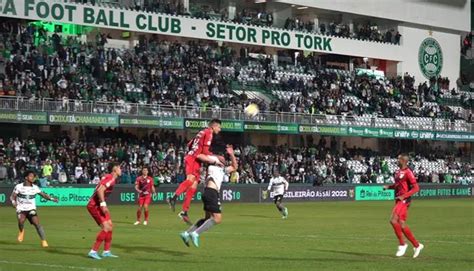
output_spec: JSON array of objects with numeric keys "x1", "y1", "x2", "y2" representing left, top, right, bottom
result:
[
  {"x1": 397, "y1": 25, "x2": 461, "y2": 87},
  {"x1": 0, "y1": 184, "x2": 472, "y2": 206}
]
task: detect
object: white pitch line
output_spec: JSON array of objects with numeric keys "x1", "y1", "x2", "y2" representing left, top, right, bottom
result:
[
  {"x1": 138, "y1": 227, "x2": 474, "y2": 245},
  {"x1": 0, "y1": 260, "x2": 100, "y2": 271}
]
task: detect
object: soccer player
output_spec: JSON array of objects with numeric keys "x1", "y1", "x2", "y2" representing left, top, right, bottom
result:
[
  {"x1": 267, "y1": 171, "x2": 289, "y2": 219},
  {"x1": 87, "y1": 163, "x2": 121, "y2": 260},
  {"x1": 179, "y1": 143, "x2": 237, "y2": 247},
  {"x1": 384, "y1": 154, "x2": 424, "y2": 258},
  {"x1": 167, "y1": 119, "x2": 223, "y2": 224},
  {"x1": 134, "y1": 167, "x2": 156, "y2": 226},
  {"x1": 10, "y1": 170, "x2": 58, "y2": 247}
]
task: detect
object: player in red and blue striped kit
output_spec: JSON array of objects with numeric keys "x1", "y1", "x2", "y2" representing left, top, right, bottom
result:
[{"x1": 384, "y1": 154, "x2": 424, "y2": 258}]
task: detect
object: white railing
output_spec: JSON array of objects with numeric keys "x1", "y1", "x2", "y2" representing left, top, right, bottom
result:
[{"x1": 0, "y1": 96, "x2": 471, "y2": 132}]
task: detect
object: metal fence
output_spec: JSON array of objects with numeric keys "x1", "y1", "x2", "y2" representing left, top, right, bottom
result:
[{"x1": 0, "y1": 96, "x2": 472, "y2": 132}]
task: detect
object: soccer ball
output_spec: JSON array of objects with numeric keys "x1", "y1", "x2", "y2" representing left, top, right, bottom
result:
[{"x1": 244, "y1": 103, "x2": 260, "y2": 117}]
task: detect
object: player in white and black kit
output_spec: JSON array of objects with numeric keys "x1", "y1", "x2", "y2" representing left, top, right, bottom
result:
[
  {"x1": 10, "y1": 170, "x2": 58, "y2": 247},
  {"x1": 179, "y1": 142, "x2": 238, "y2": 248},
  {"x1": 267, "y1": 171, "x2": 289, "y2": 219}
]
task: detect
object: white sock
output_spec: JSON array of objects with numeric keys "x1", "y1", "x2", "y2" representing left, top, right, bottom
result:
[
  {"x1": 103, "y1": 250, "x2": 110, "y2": 254},
  {"x1": 89, "y1": 250, "x2": 97, "y2": 254}
]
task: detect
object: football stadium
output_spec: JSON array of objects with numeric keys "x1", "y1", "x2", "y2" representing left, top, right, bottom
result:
[{"x1": 0, "y1": 0, "x2": 472, "y2": 270}]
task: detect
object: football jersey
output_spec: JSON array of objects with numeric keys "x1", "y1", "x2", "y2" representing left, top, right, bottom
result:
[
  {"x1": 392, "y1": 168, "x2": 418, "y2": 202},
  {"x1": 136, "y1": 176, "x2": 154, "y2": 197},
  {"x1": 88, "y1": 174, "x2": 116, "y2": 206},
  {"x1": 268, "y1": 176, "x2": 289, "y2": 196},
  {"x1": 186, "y1": 128, "x2": 213, "y2": 158},
  {"x1": 12, "y1": 183, "x2": 42, "y2": 212},
  {"x1": 206, "y1": 164, "x2": 231, "y2": 192}
]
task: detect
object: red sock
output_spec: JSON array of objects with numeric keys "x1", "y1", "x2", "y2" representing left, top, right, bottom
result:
[
  {"x1": 144, "y1": 210, "x2": 149, "y2": 221},
  {"x1": 104, "y1": 231, "x2": 112, "y2": 251},
  {"x1": 391, "y1": 222, "x2": 405, "y2": 245},
  {"x1": 182, "y1": 187, "x2": 197, "y2": 212},
  {"x1": 175, "y1": 179, "x2": 193, "y2": 196},
  {"x1": 402, "y1": 226, "x2": 419, "y2": 247},
  {"x1": 136, "y1": 209, "x2": 141, "y2": 221},
  {"x1": 92, "y1": 230, "x2": 107, "y2": 251}
]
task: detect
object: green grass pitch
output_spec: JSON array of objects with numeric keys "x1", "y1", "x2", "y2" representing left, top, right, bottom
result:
[{"x1": 0, "y1": 199, "x2": 472, "y2": 271}]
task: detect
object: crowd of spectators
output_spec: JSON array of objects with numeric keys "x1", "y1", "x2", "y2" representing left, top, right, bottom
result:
[
  {"x1": 461, "y1": 32, "x2": 472, "y2": 56},
  {"x1": 284, "y1": 19, "x2": 401, "y2": 45},
  {"x1": 0, "y1": 131, "x2": 471, "y2": 186},
  {"x1": 239, "y1": 54, "x2": 470, "y2": 119},
  {"x1": 0, "y1": 20, "x2": 470, "y2": 121}
]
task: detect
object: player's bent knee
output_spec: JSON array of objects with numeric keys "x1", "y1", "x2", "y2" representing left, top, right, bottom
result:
[{"x1": 103, "y1": 221, "x2": 113, "y2": 232}]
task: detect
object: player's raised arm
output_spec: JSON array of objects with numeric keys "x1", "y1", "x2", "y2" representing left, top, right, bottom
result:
[
  {"x1": 400, "y1": 170, "x2": 419, "y2": 200},
  {"x1": 196, "y1": 153, "x2": 224, "y2": 167},
  {"x1": 38, "y1": 191, "x2": 59, "y2": 203},
  {"x1": 226, "y1": 145, "x2": 238, "y2": 173}
]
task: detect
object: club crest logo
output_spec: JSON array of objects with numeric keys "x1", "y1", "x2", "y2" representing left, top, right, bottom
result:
[{"x1": 418, "y1": 37, "x2": 443, "y2": 79}]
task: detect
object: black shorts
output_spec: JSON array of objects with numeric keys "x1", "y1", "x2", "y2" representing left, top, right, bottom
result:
[
  {"x1": 273, "y1": 195, "x2": 284, "y2": 204},
  {"x1": 17, "y1": 210, "x2": 38, "y2": 224},
  {"x1": 202, "y1": 188, "x2": 221, "y2": 214}
]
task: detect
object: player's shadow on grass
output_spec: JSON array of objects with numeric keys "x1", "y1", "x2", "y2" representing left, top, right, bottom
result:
[
  {"x1": 238, "y1": 214, "x2": 273, "y2": 219},
  {"x1": 113, "y1": 244, "x2": 190, "y2": 257},
  {"x1": 44, "y1": 248, "x2": 86, "y2": 258},
  {"x1": 311, "y1": 248, "x2": 391, "y2": 259},
  {"x1": 230, "y1": 255, "x2": 366, "y2": 263}
]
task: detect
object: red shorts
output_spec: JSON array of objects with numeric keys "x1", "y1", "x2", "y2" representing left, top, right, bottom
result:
[
  {"x1": 392, "y1": 200, "x2": 410, "y2": 221},
  {"x1": 87, "y1": 204, "x2": 111, "y2": 226},
  {"x1": 138, "y1": 195, "x2": 152, "y2": 206},
  {"x1": 185, "y1": 156, "x2": 201, "y2": 180}
]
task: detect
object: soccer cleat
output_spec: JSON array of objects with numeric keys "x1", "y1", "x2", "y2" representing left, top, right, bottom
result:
[
  {"x1": 143, "y1": 221, "x2": 148, "y2": 226},
  {"x1": 395, "y1": 244, "x2": 408, "y2": 257},
  {"x1": 179, "y1": 232, "x2": 190, "y2": 247},
  {"x1": 178, "y1": 211, "x2": 193, "y2": 225},
  {"x1": 282, "y1": 208, "x2": 289, "y2": 219},
  {"x1": 17, "y1": 230, "x2": 24, "y2": 243},
  {"x1": 41, "y1": 240, "x2": 49, "y2": 248},
  {"x1": 102, "y1": 251, "x2": 119, "y2": 258},
  {"x1": 133, "y1": 221, "x2": 140, "y2": 226},
  {"x1": 88, "y1": 251, "x2": 102, "y2": 260},
  {"x1": 167, "y1": 197, "x2": 176, "y2": 212},
  {"x1": 190, "y1": 232, "x2": 200, "y2": 247},
  {"x1": 413, "y1": 243, "x2": 424, "y2": 258}
]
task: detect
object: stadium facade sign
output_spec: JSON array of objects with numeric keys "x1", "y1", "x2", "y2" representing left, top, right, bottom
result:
[
  {"x1": 435, "y1": 132, "x2": 474, "y2": 141},
  {"x1": 412, "y1": 185, "x2": 472, "y2": 199},
  {"x1": 0, "y1": 0, "x2": 403, "y2": 60},
  {"x1": 244, "y1": 122, "x2": 299, "y2": 134},
  {"x1": 120, "y1": 115, "x2": 183, "y2": 129},
  {"x1": 109, "y1": 186, "x2": 260, "y2": 203},
  {"x1": 184, "y1": 119, "x2": 244, "y2": 132},
  {"x1": 299, "y1": 125, "x2": 348, "y2": 136},
  {"x1": 0, "y1": 111, "x2": 47, "y2": 124},
  {"x1": 48, "y1": 112, "x2": 119, "y2": 127},
  {"x1": 355, "y1": 186, "x2": 395, "y2": 201},
  {"x1": 261, "y1": 186, "x2": 354, "y2": 202},
  {"x1": 0, "y1": 184, "x2": 472, "y2": 206},
  {"x1": 418, "y1": 37, "x2": 443, "y2": 79},
  {"x1": 37, "y1": 188, "x2": 95, "y2": 206}
]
